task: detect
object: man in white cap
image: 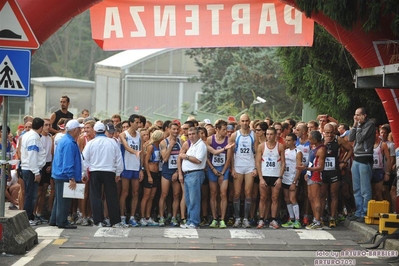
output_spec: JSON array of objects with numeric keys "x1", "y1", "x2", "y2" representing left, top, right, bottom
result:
[
  {"x1": 82, "y1": 121, "x2": 124, "y2": 227},
  {"x1": 49, "y1": 119, "x2": 84, "y2": 229}
]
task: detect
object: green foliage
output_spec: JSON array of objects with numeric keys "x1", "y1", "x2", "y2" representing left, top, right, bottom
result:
[
  {"x1": 31, "y1": 10, "x2": 117, "y2": 80},
  {"x1": 277, "y1": 24, "x2": 387, "y2": 124},
  {"x1": 186, "y1": 48, "x2": 302, "y2": 120},
  {"x1": 296, "y1": 0, "x2": 399, "y2": 36}
]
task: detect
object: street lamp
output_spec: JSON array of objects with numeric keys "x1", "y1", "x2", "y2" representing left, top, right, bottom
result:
[{"x1": 252, "y1": 97, "x2": 267, "y2": 116}]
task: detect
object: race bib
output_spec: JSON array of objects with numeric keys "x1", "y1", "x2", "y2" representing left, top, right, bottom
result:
[
  {"x1": 264, "y1": 158, "x2": 277, "y2": 170},
  {"x1": 168, "y1": 154, "x2": 178, "y2": 169},
  {"x1": 212, "y1": 153, "x2": 225, "y2": 166},
  {"x1": 324, "y1": 157, "x2": 335, "y2": 171},
  {"x1": 373, "y1": 155, "x2": 380, "y2": 168}
]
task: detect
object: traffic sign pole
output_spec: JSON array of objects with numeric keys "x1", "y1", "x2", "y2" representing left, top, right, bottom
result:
[{"x1": 0, "y1": 96, "x2": 8, "y2": 217}]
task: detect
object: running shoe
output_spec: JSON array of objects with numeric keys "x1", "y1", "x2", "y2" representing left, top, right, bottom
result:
[
  {"x1": 88, "y1": 217, "x2": 94, "y2": 226},
  {"x1": 242, "y1": 218, "x2": 251, "y2": 228},
  {"x1": 29, "y1": 219, "x2": 39, "y2": 226},
  {"x1": 129, "y1": 218, "x2": 139, "y2": 227},
  {"x1": 75, "y1": 217, "x2": 83, "y2": 225},
  {"x1": 158, "y1": 217, "x2": 165, "y2": 227},
  {"x1": 337, "y1": 214, "x2": 346, "y2": 223},
  {"x1": 8, "y1": 204, "x2": 18, "y2": 210},
  {"x1": 180, "y1": 223, "x2": 189, "y2": 229},
  {"x1": 180, "y1": 219, "x2": 187, "y2": 226},
  {"x1": 121, "y1": 216, "x2": 128, "y2": 227},
  {"x1": 269, "y1": 220, "x2": 280, "y2": 229},
  {"x1": 103, "y1": 218, "x2": 111, "y2": 227},
  {"x1": 227, "y1": 217, "x2": 234, "y2": 226},
  {"x1": 232, "y1": 218, "x2": 241, "y2": 228},
  {"x1": 264, "y1": 219, "x2": 270, "y2": 227},
  {"x1": 329, "y1": 219, "x2": 336, "y2": 228},
  {"x1": 256, "y1": 220, "x2": 265, "y2": 229},
  {"x1": 219, "y1": 220, "x2": 227, "y2": 229},
  {"x1": 188, "y1": 224, "x2": 198, "y2": 229},
  {"x1": 293, "y1": 220, "x2": 302, "y2": 229},
  {"x1": 302, "y1": 216, "x2": 310, "y2": 226},
  {"x1": 146, "y1": 217, "x2": 159, "y2": 226},
  {"x1": 36, "y1": 215, "x2": 48, "y2": 224},
  {"x1": 209, "y1": 219, "x2": 218, "y2": 228},
  {"x1": 170, "y1": 217, "x2": 179, "y2": 227},
  {"x1": 81, "y1": 217, "x2": 89, "y2": 226},
  {"x1": 249, "y1": 218, "x2": 257, "y2": 227},
  {"x1": 140, "y1": 218, "x2": 148, "y2": 226},
  {"x1": 306, "y1": 222, "x2": 323, "y2": 230},
  {"x1": 200, "y1": 217, "x2": 209, "y2": 227},
  {"x1": 281, "y1": 220, "x2": 294, "y2": 228},
  {"x1": 96, "y1": 222, "x2": 104, "y2": 227}
]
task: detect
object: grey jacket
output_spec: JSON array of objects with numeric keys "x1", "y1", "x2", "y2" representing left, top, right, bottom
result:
[{"x1": 348, "y1": 118, "x2": 375, "y2": 158}]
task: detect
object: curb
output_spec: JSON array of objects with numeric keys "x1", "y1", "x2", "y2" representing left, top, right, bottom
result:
[{"x1": 345, "y1": 219, "x2": 399, "y2": 252}]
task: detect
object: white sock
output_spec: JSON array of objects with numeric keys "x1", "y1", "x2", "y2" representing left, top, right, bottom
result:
[
  {"x1": 293, "y1": 203, "x2": 300, "y2": 221},
  {"x1": 287, "y1": 204, "x2": 294, "y2": 220}
]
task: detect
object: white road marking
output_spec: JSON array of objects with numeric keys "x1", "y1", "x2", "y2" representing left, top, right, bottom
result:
[
  {"x1": 229, "y1": 229, "x2": 265, "y2": 239},
  {"x1": 35, "y1": 227, "x2": 64, "y2": 238},
  {"x1": 163, "y1": 228, "x2": 199, "y2": 238},
  {"x1": 294, "y1": 229, "x2": 336, "y2": 240},
  {"x1": 94, "y1": 228, "x2": 130, "y2": 237},
  {"x1": 11, "y1": 239, "x2": 52, "y2": 266}
]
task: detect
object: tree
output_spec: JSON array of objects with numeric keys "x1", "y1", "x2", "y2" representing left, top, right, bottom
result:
[
  {"x1": 186, "y1": 48, "x2": 302, "y2": 120},
  {"x1": 31, "y1": 10, "x2": 117, "y2": 80},
  {"x1": 277, "y1": 24, "x2": 387, "y2": 124}
]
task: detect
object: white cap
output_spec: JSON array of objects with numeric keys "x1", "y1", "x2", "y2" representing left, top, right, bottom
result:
[
  {"x1": 203, "y1": 118, "x2": 212, "y2": 125},
  {"x1": 65, "y1": 120, "x2": 84, "y2": 131},
  {"x1": 93, "y1": 121, "x2": 106, "y2": 133}
]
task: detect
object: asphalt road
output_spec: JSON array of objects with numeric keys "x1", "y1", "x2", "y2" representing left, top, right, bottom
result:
[{"x1": 2, "y1": 221, "x2": 399, "y2": 266}]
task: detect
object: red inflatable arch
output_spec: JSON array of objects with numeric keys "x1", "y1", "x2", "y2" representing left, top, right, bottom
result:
[{"x1": 18, "y1": 0, "x2": 399, "y2": 147}]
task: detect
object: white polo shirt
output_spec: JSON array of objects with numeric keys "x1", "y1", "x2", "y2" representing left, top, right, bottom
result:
[{"x1": 182, "y1": 139, "x2": 207, "y2": 172}]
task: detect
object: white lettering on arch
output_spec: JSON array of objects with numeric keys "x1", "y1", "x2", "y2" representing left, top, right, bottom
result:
[
  {"x1": 103, "y1": 7, "x2": 123, "y2": 38},
  {"x1": 154, "y1": 6, "x2": 176, "y2": 36},
  {"x1": 231, "y1": 4, "x2": 250, "y2": 35},
  {"x1": 258, "y1": 3, "x2": 278, "y2": 34},
  {"x1": 130, "y1": 6, "x2": 146, "y2": 37}
]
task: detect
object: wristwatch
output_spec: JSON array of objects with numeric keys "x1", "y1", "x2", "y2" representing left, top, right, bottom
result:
[
  {"x1": 292, "y1": 181, "x2": 296, "y2": 184},
  {"x1": 141, "y1": 167, "x2": 145, "y2": 171}
]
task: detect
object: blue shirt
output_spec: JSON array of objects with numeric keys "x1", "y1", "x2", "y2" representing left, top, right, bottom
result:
[{"x1": 52, "y1": 133, "x2": 82, "y2": 181}]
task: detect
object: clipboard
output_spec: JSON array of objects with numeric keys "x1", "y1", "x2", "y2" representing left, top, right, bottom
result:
[{"x1": 63, "y1": 183, "x2": 85, "y2": 199}]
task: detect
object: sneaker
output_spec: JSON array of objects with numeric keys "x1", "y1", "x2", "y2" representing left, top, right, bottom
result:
[
  {"x1": 232, "y1": 218, "x2": 241, "y2": 228},
  {"x1": 302, "y1": 216, "x2": 310, "y2": 226},
  {"x1": 81, "y1": 217, "x2": 89, "y2": 226},
  {"x1": 281, "y1": 220, "x2": 294, "y2": 228},
  {"x1": 146, "y1": 217, "x2": 159, "y2": 226},
  {"x1": 170, "y1": 217, "x2": 179, "y2": 227},
  {"x1": 346, "y1": 214, "x2": 359, "y2": 221},
  {"x1": 121, "y1": 216, "x2": 128, "y2": 227},
  {"x1": 293, "y1": 220, "x2": 301, "y2": 229},
  {"x1": 188, "y1": 224, "x2": 198, "y2": 229},
  {"x1": 249, "y1": 218, "x2": 257, "y2": 227},
  {"x1": 256, "y1": 220, "x2": 265, "y2": 229},
  {"x1": 200, "y1": 217, "x2": 209, "y2": 227},
  {"x1": 29, "y1": 219, "x2": 39, "y2": 226},
  {"x1": 180, "y1": 223, "x2": 189, "y2": 229},
  {"x1": 227, "y1": 217, "x2": 234, "y2": 226},
  {"x1": 242, "y1": 218, "x2": 251, "y2": 228},
  {"x1": 269, "y1": 220, "x2": 280, "y2": 229},
  {"x1": 36, "y1": 216, "x2": 48, "y2": 224},
  {"x1": 88, "y1": 217, "x2": 94, "y2": 225},
  {"x1": 159, "y1": 217, "x2": 165, "y2": 227},
  {"x1": 180, "y1": 219, "x2": 187, "y2": 226},
  {"x1": 96, "y1": 222, "x2": 104, "y2": 227},
  {"x1": 306, "y1": 222, "x2": 323, "y2": 230},
  {"x1": 337, "y1": 214, "x2": 346, "y2": 223},
  {"x1": 103, "y1": 218, "x2": 111, "y2": 227},
  {"x1": 329, "y1": 218, "x2": 336, "y2": 228},
  {"x1": 264, "y1": 219, "x2": 270, "y2": 227},
  {"x1": 219, "y1": 220, "x2": 227, "y2": 229},
  {"x1": 209, "y1": 219, "x2": 218, "y2": 228},
  {"x1": 139, "y1": 218, "x2": 148, "y2": 226},
  {"x1": 8, "y1": 204, "x2": 18, "y2": 210},
  {"x1": 75, "y1": 217, "x2": 83, "y2": 225},
  {"x1": 356, "y1": 216, "x2": 365, "y2": 223},
  {"x1": 129, "y1": 218, "x2": 139, "y2": 227}
]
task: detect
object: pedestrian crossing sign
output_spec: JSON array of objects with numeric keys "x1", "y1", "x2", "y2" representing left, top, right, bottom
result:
[{"x1": 0, "y1": 48, "x2": 30, "y2": 97}]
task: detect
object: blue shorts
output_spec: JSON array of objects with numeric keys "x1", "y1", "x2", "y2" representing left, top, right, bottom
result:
[
  {"x1": 121, "y1": 170, "x2": 140, "y2": 180},
  {"x1": 207, "y1": 166, "x2": 229, "y2": 183},
  {"x1": 162, "y1": 170, "x2": 177, "y2": 181}
]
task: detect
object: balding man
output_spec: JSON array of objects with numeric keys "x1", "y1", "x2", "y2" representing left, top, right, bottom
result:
[{"x1": 229, "y1": 114, "x2": 257, "y2": 228}]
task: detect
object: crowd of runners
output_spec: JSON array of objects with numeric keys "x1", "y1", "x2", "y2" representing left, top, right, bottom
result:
[{"x1": 5, "y1": 96, "x2": 397, "y2": 230}]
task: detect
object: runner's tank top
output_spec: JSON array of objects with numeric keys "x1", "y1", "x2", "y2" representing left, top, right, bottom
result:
[
  {"x1": 283, "y1": 148, "x2": 300, "y2": 184},
  {"x1": 162, "y1": 138, "x2": 181, "y2": 173},
  {"x1": 234, "y1": 130, "x2": 255, "y2": 167},
  {"x1": 210, "y1": 135, "x2": 228, "y2": 167},
  {"x1": 261, "y1": 142, "x2": 281, "y2": 177},
  {"x1": 122, "y1": 130, "x2": 141, "y2": 171},
  {"x1": 373, "y1": 141, "x2": 384, "y2": 169}
]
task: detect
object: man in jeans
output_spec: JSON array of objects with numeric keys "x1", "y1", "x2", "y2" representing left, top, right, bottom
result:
[
  {"x1": 178, "y1": 127, "x2": 207, "y2": 228},
  {"x1": 20, "y1": 117, "x2": 46, "y2": 226},
  {"x1": 348, "y1": 107, "x2": 375, "y2": 222}
]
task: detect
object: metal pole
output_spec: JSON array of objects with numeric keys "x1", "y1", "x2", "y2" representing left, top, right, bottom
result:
[{"x1": 0, "y1": 96, "x2": 8, "y2": 217}]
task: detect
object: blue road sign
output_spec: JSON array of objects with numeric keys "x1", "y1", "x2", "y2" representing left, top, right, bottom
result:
[{"x1": 0, "y1": 48, "x2": 30, "y2": 97}]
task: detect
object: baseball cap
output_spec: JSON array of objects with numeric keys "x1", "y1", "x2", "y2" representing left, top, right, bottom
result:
[
  {"x1": 106, "y1": 123, "x2": 116, "y2": 133},
  {"x1": 65, "y1": 120, "x2": 84, "y2": 131},
  {"x1": 172, "y1": 119, "x2": 181, "y2": 127},
  {"x1": 203, "y1": 118, "x2": 212, "y2": 125},
  {"x1": 17, "y1": 124, "x2": 24, "y2": 130},
  {"x1": 227, "y1": 116, "x2": 236, "y2": 123},
  {"x1": 93, "y1": 121, "x2": 106, "y2": 133}
]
